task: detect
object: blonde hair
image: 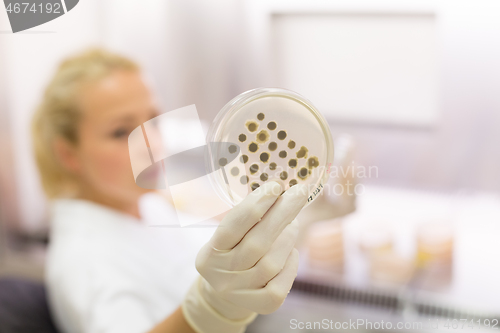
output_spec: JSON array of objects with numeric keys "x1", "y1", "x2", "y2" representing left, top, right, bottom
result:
[{"x1": 32, "y1": 48, "x2": 140, "y2": 198}]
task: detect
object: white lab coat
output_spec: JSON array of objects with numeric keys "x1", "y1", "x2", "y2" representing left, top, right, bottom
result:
[{"x1": 45, "y1": 193, "x2": 216, "y2": 333}]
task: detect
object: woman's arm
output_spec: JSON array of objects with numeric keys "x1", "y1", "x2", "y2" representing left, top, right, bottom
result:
[
  {"x1": 150, "y1": 181, "x2": 305, "y2": 333},
  {"x1": 148, "y1": 306, "x2": 195, "y2": 333}
]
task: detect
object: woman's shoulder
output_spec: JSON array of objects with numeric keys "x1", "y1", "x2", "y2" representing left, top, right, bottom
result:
[
  {"x1": 46, "y1": 199, "x2": 140, "y2": 280},
  {"x1": 49, "y1": 198, "x2": 140, "y2": 232},
  {"x1": 45, "y1": 236, "x2": 142, "y2": 305},
  {"x1": 44, "y1": 235, "x2": 147, "y2": 333},
  {"x1": 45, "y1": 231, "x2": 113, "y2": 283}
]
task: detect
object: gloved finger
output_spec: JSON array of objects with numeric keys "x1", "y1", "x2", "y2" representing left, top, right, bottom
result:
[
  {"x1": 209, "y1": 181, "x2": 282, "y2": 251},
  {"x1": 224, "y1": 248, "x2": 299, "y2": 314},
  {"x1": 207, "y1": 218, "x2": 299, "y2": 292},
  {"x1": 229, "y1": 184, "x2": 308, "y2": 270},
  {"x1": 248, "y1": 218, "x2": 299, "y2": 289},
  {"x1": 259, "y1": 247, "x2": 299, "y2": 314}
]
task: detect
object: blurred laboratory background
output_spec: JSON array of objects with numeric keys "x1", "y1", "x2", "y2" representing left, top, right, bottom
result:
[{"x1": 1, "y1": 0, "x2": 500, "y2": 332}]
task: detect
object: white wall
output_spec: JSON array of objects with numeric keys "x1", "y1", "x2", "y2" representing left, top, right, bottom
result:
[
  {"x1": 347, "y1": 0, "x2": 500, "y2": 191},
  {"x1": 272, "y1": 13, "x2": 439, "y2": 127},
  {"x1": 244, "y1": 0, "x2": 500, "y2": 192}
]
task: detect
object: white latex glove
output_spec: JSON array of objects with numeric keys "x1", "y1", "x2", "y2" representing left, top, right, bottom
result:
[{"x1": 181, "y1": 181, "x2": 308, "y2": 333}]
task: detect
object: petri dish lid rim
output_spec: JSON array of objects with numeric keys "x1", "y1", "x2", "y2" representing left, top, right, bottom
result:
[
  {"x1": 206, "y1": 87, "x2": 334, "y2": 170},
  {"x1": 205, "y1": 87, "x2": 335, "y2": 206}
]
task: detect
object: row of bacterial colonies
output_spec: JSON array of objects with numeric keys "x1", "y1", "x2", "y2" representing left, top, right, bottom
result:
[
  {"x1": 217, "y1": 143, "x2": 239, "y2": 167},
  {"x1": 229, "y1": 112, "x2": 320, "y2": 191}
]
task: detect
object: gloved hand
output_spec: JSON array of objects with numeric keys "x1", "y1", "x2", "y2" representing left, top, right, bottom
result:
[{"x1": 181, "y1": 181, "x2": 308, "y2": 333}]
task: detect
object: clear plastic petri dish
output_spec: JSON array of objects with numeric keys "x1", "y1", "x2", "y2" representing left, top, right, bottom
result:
[{"x1": 206, "y1": 87, "x2": 334, "y2": 207}]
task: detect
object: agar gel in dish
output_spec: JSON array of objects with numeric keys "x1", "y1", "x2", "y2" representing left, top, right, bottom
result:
[{"x1": 206, "y1": 88, "x2": 334, "y2": 207}]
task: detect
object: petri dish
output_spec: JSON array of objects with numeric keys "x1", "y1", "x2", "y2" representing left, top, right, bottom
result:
[{"x1": 206, "y1": 87, "x2": 334, "y2": 207}]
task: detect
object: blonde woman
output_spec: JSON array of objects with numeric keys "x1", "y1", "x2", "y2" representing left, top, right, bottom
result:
[{"x1": 32, "y1": 48, "x2": 307, "y2": 333}]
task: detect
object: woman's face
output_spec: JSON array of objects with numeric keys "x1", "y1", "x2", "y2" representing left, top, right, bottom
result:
[{"x1": 72, "y1": 70, "x2": 159, "y2": 207}]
